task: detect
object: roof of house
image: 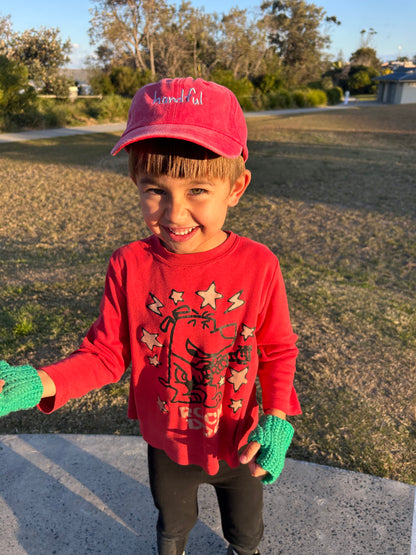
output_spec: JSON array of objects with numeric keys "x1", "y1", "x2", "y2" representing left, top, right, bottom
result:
[{"x1": 375, "y1": 67, "x2": 416, "y2": 82}]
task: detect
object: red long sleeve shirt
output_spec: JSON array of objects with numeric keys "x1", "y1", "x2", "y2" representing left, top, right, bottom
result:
[{"x1": 39, "y1": 232, "x2": 300, "y2": 474}]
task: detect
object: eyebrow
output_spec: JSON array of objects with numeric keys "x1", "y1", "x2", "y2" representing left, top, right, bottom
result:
[{"x1": 137, "y1": 176, "x2": 164, "y2": 189}]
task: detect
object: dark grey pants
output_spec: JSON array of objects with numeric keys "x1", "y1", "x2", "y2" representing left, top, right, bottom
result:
[{"x1": 148, "y1": 445, "x2": 263, "y2": 555}]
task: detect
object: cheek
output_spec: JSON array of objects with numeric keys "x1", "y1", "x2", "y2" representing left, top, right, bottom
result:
[{"x1": 140, "y1": 198, "x2": 160, "y2": 221}]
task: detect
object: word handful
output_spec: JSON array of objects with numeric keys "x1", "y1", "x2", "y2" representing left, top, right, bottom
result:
[{"x1": 153, "y1": 87, "x2": 203, "y2": 105}]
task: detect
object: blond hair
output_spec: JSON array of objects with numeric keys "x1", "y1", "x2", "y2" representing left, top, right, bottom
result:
[{"x1": 128, "y1": 139, "x2": 245, "y2": 185}]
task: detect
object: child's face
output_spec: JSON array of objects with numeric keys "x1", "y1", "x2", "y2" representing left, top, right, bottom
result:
[{"x1": 136, "y1": 171, "x2": 250, "y2": 254}]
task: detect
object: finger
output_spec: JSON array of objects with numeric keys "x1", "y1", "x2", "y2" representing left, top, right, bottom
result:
[
  {"x1": 239, "y1": 441, "x2": 261, "y2": 465},
  {"x1": 248, "y1": 460, "x2": 268, "y2": 479}
]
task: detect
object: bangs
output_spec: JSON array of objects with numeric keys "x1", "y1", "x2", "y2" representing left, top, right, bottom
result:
[{"x1": 128, "y1": 139, "x2": 245, "y2": 184}]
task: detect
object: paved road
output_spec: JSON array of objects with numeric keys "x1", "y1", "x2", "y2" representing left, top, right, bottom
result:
[
  {"x1": 1, "y1": 103, "x2": 414, "y2": 554},
  {"x1": 0, "y1": 434, "x2": 414, "y2": 555}
]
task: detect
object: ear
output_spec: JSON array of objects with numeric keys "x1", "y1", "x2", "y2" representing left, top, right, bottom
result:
[{"x1": 228, "y1": 169, "x2": 251, "y2": 207}]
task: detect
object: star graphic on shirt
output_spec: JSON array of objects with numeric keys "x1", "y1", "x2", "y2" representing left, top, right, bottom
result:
[
  {"x1": 227, "y1": 367, "x2": 248, "y2": 392},
  {"x1": 218, "y1": 375, "x2": 226, "y2": 387},
  {"x1": 149, "y1": 354, "x2": 161, "y2": 367},
  {"x1": 241, "y1": 325, "x2": 255, "y2": 341},
  {"x1": 170, "y1": 290, "x2": 184, "y2": 305},
  {"x1": 141, "y1": 328, "x2": 163, "y2": 351},
  {"x1": 157, "y1": 396, "x2": 169, "y2": 414},
  {"x1": 197, "y1": 282, "x2": 223, "y2": 310},
  {"x1": 229, "y1": 398, "x2": 243, "y2": 414}
]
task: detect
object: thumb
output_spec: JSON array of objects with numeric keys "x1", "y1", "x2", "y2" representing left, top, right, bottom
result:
[{"x1": 239, "y1": 441, "x2": 261, "y2": 465}]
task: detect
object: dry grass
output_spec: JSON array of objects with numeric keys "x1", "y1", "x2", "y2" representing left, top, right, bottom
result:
[{"x1": 0, "y1": 104, "x2": 415, "y2": 484}]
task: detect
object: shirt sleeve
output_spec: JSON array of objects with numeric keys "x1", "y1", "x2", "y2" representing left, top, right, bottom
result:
[
  {"x1": 256, "y1": 259, "x2": 301, "y2": 416},
  {"x1": 38, "y1": 253, "x2": 131, "y2": 413}
]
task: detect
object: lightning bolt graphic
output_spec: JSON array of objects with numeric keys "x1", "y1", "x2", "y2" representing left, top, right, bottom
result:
[
  {"x1": 226, "y1": 291, "x2": 245, "y2": 313},
  {"x1": 147, "y1": 294, "x2": 164, "y2": 315}
]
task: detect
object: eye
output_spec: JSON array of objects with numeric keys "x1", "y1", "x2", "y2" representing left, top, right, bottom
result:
[
  {"x1": 145, "y1": 187, "x2": 165, "y2": 196},
  {"x1": 189, "y1": 188, "x2": 208, "y2": 196}
]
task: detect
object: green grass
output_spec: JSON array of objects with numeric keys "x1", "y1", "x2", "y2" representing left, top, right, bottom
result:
[{"x1": 0, "y1": 104, "x2": 415, "y2": 484}]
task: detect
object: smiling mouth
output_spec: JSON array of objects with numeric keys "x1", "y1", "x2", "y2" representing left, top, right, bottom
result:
[
  {"x1": 166, "y1": 226, "x2": 199, "y2": 237},
  {"x1": 161, "y1": 225, "x2": 200, "y2": 243}
]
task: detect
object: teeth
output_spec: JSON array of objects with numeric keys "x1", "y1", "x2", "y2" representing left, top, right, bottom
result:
[{"x1": 169, "y1": 227, "x2": 197, "y2": 236}]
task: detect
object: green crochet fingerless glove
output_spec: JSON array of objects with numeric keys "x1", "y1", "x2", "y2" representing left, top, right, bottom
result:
[
  {"x1": 248, "y1": 414, "x2": 294, "y2": 484},
  {"x1": 0, "y1": 361, "x2": 43, "y2": 417}
]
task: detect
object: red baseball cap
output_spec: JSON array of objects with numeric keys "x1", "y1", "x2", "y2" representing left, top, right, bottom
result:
[{"x1": 111, "y1": 77, "x2": 248, "y2": 160}]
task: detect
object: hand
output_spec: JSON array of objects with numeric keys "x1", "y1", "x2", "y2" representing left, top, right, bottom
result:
[
  {"x1": 0, "y1": 361, "x2": 44, "y2": 417},
  {"x1": 239, "y1": 441, "x2": 268, "y2": 479},
  {"x1": 241, "y1": 414, "x2": 294, "y2": 484}
]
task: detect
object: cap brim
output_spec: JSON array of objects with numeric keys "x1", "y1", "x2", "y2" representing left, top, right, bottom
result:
[{"x1": 111, "y1": 123, "x2": 248, "y2": 160}]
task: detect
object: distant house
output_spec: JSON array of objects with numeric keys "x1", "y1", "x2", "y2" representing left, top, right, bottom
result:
[{"x1": 374, "y1": 66, "x2": 416, "y2": 104}]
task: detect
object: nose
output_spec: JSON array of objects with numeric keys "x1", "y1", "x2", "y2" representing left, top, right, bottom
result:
[{"x1": 165, "y1": 194, "x2": 188, "y2": 223}]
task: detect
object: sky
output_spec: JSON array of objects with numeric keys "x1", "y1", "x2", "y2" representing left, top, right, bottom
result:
[{"x1": 0, "y1": 0, "x2": 415, "y2": 68}]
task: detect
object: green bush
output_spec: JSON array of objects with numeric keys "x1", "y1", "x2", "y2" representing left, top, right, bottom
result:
[
  {"x1": 109, "y1": 67, "x2": 152, "y2": 97},
  {"x1": 0, "y1": 92, "x2": 131, "y2": 132},
  {"x1": 0, "y1": 55, "x2": 37, "y2": 130},
  {"x1": 93, "y1": 94, "x2": 131, "y2": 121},
  {"x1": 320, "y1": 76, "x2": 334, "y2": 90},
  {"x1": 209, "y1": 70, "x2": 255, "y2": 110},
  {"x1": 81, "y1": 98, "x2": 102, "y2": 120},
  {"x1": 293, "y1": 89, "x2": 308, "y2": 107},
  {"x1": 90, "y1": 72, "x2": 115, "y2": 96},
  {"x1": 306, "y1": 89, "x2": 327, "y2": 107},
  {"x1": 291, "y1": 88, "x2": 327, "y2": 108},
  {"x1": 326, "y1": 87, "x2": 343, "y2": 105},
  {"x1": 252, "y1": 73, "x2": 285, "y2": 94},
  {"x1": 39, "y1": 99, "x2": 71, "y2": 127},
  {"x1": 90, "y1": 68, "x2": 153, "y2": 97},
  {"x1": 347, "y1": 65, "x2": 379, "y2": 95},
  {"x1": 267, "y1": 90, "x2": 294, "y2": 109}
]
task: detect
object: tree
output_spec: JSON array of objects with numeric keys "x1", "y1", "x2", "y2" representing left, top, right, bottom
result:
[
  {"x1": 350, "y1": 47, "x2": 381, "y2": 69},
  {"x1": 218, "y1": 8, "x2": 269, "y2": 79},
  {"x1": 89, "y1": 0, "x2": 172, "y2": 77},
  {"x1": 87, "y1": 0, "x2": 342, "y2": 91},
  {"x1": 88, "y1": 1, "x2": 270, "y2": 81},
  {"x1": 0, "y1": 14, "x2": 12, "y2": 56},
  {"x1": 0, "y1": 55, "x2": 36, "y2": 121},
  {"x1": 347, "y1": 65, "x2": 379, "y2": 94},
  {"x1": 260, "y1": 0, "x2": 338, "y2": 86},
  {"x1": 178, "y1": 2, "x2": 218, "y2": 77},
  {"x1": 348, "y1": 44, "x2": 381, "y2": 95},
  {"x1": 8, "y1": 27, "x2": 72, "y2": 94},
  {"x1": 153, "y1": 1, "x2": 218, "y2": 78},
  {"x1": 322, "y1": 58, "x2": 349, "y2": 89},
  {"x1": 359, "y1": 28, "x2": 377, "y2": 48}
]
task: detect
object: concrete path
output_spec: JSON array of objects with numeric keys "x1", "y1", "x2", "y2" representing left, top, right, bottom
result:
[
  {"x1": 0, "y1": 434, "x2": 414, "y2": 555},
  {"x1": 0, "y1": 122, "x2": 126, "y2": 144},
  {"x1": 0, "y1": 102, "x2": 378, "y2": 144}
]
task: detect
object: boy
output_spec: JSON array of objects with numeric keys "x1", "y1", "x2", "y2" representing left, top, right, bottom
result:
[{"x1": 0, "y1": 77, "x2": 301, "y2": 555}]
